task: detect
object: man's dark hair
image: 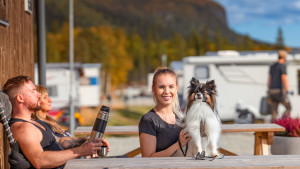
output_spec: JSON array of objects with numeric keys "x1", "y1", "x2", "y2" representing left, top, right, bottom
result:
[{"x1": 3, "y1": 75, "x2": 32, "y2": 96}]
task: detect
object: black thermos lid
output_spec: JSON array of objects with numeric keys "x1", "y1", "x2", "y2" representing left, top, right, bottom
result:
[{"x1": 101, "y1": 105, "x2": 110, "y2": 112}]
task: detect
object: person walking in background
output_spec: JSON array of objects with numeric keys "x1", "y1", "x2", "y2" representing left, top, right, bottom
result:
[
  {"x1": 268, "y1": 50, "x2": 292, "y2": 122},
  {"x1": 138, "y1": 67, "x2": 191, "y2": 157},
  {"x1": 32, "y1": 85, "x2": 87, "y2": 150}
]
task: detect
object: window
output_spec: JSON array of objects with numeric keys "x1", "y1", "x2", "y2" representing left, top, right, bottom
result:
[
  {"x1": 25, "y1": 0, "x2": 32, "y2": 14},
  {"x1": 47, "y1": 85, "x2": 58, "y2": 97},
  {"x1": 0, "y1": 0, "x2": 8, "y2": 26},
  {"x1": 195, "y1": 66, "x2": 209, "y2": 79}
]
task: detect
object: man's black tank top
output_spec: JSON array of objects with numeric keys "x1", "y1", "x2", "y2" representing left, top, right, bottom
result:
[{"x1": 9, "y1": 118, "x2": 65, "y2": 169}]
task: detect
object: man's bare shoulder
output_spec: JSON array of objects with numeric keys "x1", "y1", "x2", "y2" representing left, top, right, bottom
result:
[{"x1": 11, "y1": 121, "x2": 42, "y2": 142}]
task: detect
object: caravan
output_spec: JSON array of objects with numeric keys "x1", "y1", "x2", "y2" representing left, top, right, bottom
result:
[
  {"x1": 35, "y1": 63, "x2": 101, "y2": 109},
  {"x1": 34, "y1": 63, "x2": 101, "y2": 126},
  {"x1": 181, "y1": 51, "x2": 300, "y2": 122}
]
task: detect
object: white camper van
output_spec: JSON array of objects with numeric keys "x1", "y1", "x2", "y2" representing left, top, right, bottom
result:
[
  {"x1": 35, "y1": 63, "x2": 101, "y2": 109},
  {"x1": 181, "y1": 51, "x2": 300, "y2": 122}
]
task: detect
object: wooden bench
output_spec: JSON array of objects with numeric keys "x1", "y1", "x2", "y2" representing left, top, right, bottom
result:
[
  {"x1": 74, "y1": 123, "x2": 285, "y2": 156},
  {"x1": 65, "y1": 155, "x2": 300, "y2": 169}
]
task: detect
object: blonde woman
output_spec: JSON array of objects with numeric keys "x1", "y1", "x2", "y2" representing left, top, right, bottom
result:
[
  {"x1": 139, "y1": 67, "x2": 191, "y2": 157},
  {"x1": 33, "y1": 85, "x2": 87, "y2": 149}
]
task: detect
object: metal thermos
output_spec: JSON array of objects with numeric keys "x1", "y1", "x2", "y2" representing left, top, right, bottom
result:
[{"x1": 89, "y1": 105, "x2": 110, "y2": 140}]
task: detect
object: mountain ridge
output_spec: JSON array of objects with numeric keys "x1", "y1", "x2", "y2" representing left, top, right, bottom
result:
[{"x1": 46, "y1": 0, "x2": 247, "y2": 44}]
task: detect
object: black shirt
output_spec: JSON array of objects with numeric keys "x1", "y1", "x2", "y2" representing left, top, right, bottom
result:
[
  {"x1": 138, "y1": 109, "x2": 182, "y2": 152},
  {"x1": 269, "y1": 62, "x2": 287, "y2": 89},
  {"x1": 9, "y1": 118, "x2": 64, "y2": 169}
]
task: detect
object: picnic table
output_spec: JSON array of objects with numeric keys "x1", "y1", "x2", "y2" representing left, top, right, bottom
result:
[
  {"x1": 74, "y1": 123, "x2": 285, "y2": 156},
  {"x1": 65, "y1": 155, "x2": 300, "y2": 169}
]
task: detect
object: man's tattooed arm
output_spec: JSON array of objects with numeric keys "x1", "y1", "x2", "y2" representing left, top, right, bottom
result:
[{"x1": 59, "y1": 137, "x2": 87, "y2": 149}]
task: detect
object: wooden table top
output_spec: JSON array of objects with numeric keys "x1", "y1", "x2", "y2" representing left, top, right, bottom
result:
[
  {"x1": 65, "y1": 155, "x2": 300, "y2": 169},
  {"x1": 74, "y1": 123, "x2": 285, "y2": 136}
]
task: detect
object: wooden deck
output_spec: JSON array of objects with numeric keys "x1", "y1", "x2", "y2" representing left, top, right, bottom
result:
[
  {"x1": 74, "y1": 123, "x2": 285, "y2": 156},
  {"x1": 65, "y1": 155, "x2": 300, "y2": 169}
]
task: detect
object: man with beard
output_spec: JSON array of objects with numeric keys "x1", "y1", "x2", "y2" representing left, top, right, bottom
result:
[{"x1": 3, "y1": 75, "x2": 109, "y2": 169}]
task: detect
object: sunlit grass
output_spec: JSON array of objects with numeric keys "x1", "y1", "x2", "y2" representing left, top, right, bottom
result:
[
  {"x1": 108, "y1": 106, "x2": 153, "y2": 126},
  {"x1": 82, "y1": 105, "x2": 153, "y2": 126}
]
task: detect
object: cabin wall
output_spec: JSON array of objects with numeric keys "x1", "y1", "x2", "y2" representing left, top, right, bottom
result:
[{"x1": 0, "y1": 0, "x2": 34, "y2": 168}]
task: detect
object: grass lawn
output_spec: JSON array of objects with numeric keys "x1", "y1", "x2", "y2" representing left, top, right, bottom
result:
[{"x1": 81, "y1": 105, "x2": 153, "y2": 126}]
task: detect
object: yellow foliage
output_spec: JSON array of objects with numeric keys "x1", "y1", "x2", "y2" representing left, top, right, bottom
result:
[{"x1": 90, "y1": 26, "x2": 133, "y2": 87}]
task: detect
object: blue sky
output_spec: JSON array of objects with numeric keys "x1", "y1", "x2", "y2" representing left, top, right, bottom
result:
[{"x1": 214, "y1": 0, "x2": 300, "y2": 48}]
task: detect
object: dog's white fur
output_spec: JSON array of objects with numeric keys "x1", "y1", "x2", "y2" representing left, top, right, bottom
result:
[{"x1": 185, "y1": 99, "x2": 221, "y2": 157}]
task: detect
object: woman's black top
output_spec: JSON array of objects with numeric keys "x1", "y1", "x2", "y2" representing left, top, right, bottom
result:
[{"x1": 139, "y1": 109, "x2": 182, "y2": 152}]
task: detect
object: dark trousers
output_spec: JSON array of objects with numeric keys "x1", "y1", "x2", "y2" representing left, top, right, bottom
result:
[{"x1": 268, "y1": 89, "x2": 291, "y2": 121}]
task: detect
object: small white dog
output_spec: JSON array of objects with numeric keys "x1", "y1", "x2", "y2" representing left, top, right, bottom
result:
[{"x1": 181, "y1": 77, "x2": 222, "y2": 160}]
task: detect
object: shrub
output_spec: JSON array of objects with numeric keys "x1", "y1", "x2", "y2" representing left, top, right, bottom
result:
[{"x1": 274, "y1": 117, "x2": 300, "y2": 137}]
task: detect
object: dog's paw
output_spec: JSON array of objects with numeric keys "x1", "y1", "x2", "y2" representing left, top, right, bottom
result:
[
  {"x1": 195, "y1": 151, "x2": 205, "y2": 160},
  {"x1": 211, "y1": 152, "x2": 220, "y2": 158}
]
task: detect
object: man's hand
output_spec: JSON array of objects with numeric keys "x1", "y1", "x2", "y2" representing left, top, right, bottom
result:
[
  {"x1": 77, "y1": 138, "x2": 110, "y2": 156},
  {"x1": 77, "y1": 138, "x2": 102, "y2": 156}
]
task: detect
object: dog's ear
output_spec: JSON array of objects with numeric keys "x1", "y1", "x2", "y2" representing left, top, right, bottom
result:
[
  {"x1": 190, "y1": 77, "x2": 199, "y2": 87},
  {"x1": 206, "y1": 80, "x2": 216, "y2": 91}
]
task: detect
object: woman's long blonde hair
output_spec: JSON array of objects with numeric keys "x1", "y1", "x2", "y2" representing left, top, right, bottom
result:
[
  {"x1": 152, "y1": 67, "x2": 184, "y2": 121},
  {"x1": 32, "y1": 85, "x2": 64, "y2": 135}
]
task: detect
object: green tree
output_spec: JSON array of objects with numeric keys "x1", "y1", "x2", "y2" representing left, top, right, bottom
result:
[
  {"x1": 187, "y1": 29, "x2": 201, "y2": 56},
  {"x1": 275, "y1": 27, "x2": 285, "y2": 49},
  {"x1": 144, "y1": 30, "x2": 157, "y2": 73},
  {"x1": 91, "y1": 26, "x2": 133, "y2": 89},
  {"x1": 214, "y1": 27, "x2": 224, "y2": 51},
  {"x1": 200, "y1": 26, "x2": 210, "y2": 55},
  {"x1": 167, "y1": 32, "x2": 186, "y2": 62},
  {"x1": 74, "y1": 28, "x2": 107, "y2": 63},
  {"x1": 127, "y1": 30, "x2": 146, "y2": 83},
  {"x1": 46, "y1": 22, "x2": 69, "y2": 62}
]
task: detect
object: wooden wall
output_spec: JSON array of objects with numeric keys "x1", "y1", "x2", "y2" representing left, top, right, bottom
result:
[{"x1": 0, "y1": 0, "x2": 34, "y2": 168}]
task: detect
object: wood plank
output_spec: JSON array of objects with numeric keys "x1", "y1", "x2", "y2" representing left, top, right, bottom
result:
[
  {"x1": 65, "y1": 155, "x2": 300, "y2": 169},
  {"x1": 218, "y1": 148, "x2": 237, "y2": 156},
  {"x1": 74, "y1": 124, "x2": 285, "y2": 136},
  {"x1": 221, "y1": 123, "x2": 285, "y2": 132},
  {"x1": 0, "y1": 1, "x2": 34, "y2": 168},
  {"x1": 123, "y1": 148, "x2": 141, "y2": 157},
  {"x1": 0, "y1": 125, "x2": 4, "y2": 169},
  {"x1": 254, "y1": 132, "x2": 270, "y2": 155}
]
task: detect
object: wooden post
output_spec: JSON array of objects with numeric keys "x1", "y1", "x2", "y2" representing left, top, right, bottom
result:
[
  {"x1": 254, "y1": 132, "x2": 269, "y2": 155},
  {"x1": 0, "y1": 124, "x2": 10, "y2": 169}
]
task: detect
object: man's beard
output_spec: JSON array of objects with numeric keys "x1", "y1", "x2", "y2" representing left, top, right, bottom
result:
[
  {"x1": 27, "y1": 101, "x2": 41, "y2": 112},
  {"x1": 34, "y1": 105, "x2": 42, "y2": 112}
]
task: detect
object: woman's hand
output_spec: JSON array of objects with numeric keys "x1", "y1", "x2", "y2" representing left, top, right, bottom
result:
[{"x1": 178, "y1": 129, "x2": 191, "y2": 147}]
